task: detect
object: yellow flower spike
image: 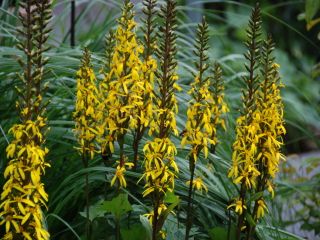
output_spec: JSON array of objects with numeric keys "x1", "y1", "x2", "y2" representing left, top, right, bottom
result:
[
  {"x1": 228, "y1": 24, "x2": 285, "y2": 240},
  {"x1": 73, "y1": 49, "x2": 100, "y2": 160},
  {"x1": 182, "y1": 17, "x2": 228, "y2": 239},
  {"x1": 99, "y1": 0, "x2": 154, "y2": 176}
]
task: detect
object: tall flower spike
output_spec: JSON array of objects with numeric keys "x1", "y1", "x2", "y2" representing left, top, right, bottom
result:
[
  {"x1": 132, "y1": 0, "x2": 158, "y2": 168},
  {"x1": 210, "y1": 62, "x2": 229, "y2": 153},
  {"x1": 227, "y1": 3, "x2": 262, "y2": 239},
  {"x1": 245, "y1": 36, "x2": 286, "y2": 238},
  {"x1": 101, "y1": 0, "x2": 144, "y2": 188},
  {"x1": 181, "y1": 17, "x2": 212, "y2": 239},
  {"x1": 74, "y1": 48, "x2": 100, "y2": 161},
  {"x1": 0, "y1": 1, "x2": 52, "y2": 239},
  {"x1": 142, "y1": 1, "x2": 179, "y2": 239},
  {"x1": 181, "y1": 17, "x2": 228, "y2": 240},
  {"x1": 104, "y1": 29, "x2": 115, "y2": 74},
  {"x1": 73, "y1": 48, "x2": 100, "y2": 240},
  {"x1": 99, "y1": 29, "x2": 115, "y2": 165}
]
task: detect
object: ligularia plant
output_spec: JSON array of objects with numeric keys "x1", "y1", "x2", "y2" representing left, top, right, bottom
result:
[
  {"x1": 142, "y1": 0, "x2": 180, "y2": 239},
  {"x1": 227, "y1": 4, "x2": 286, "y2": 240},
  {"x1": 181, "y1": 17, "x2": 228, "y2": 240},
  {"x1": 73, "y1": 48, "x2": 100, "y2": 240},
  {"x1": 132, "y1": 0, "x2": 158, "y2": 169},
  {"x1": 100, "y1": 0, "x2": 145, "y2": 188},
  {"x1": 0, "y1": 1, "x2": 52, "y2": 239}
]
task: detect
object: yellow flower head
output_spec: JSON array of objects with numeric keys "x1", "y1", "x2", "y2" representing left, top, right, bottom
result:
[
  {"x1": 228, "y1": 198, "x2": 247, "y2": 215},
  {"x1": 186, "y1": 177, "x2": 208, "y2": 193},
  {"x1": 256, "y1": 199, "x2": 268, "y2": 219},
  {"x1": 111, "y1": 165, "x2": 127, "y2": 188},
  {"x1": 142, "y1": 138, "x2": 178, "y2": 197}
]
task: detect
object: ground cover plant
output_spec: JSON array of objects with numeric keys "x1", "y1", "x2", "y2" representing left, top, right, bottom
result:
[{"x1": 0, "y1": 0, "x2": 319, "y2": 240}]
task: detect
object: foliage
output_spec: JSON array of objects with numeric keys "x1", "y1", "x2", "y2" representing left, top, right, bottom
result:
[{"x1": 0, "y1": 0, "x2": 319, "y2": 240}]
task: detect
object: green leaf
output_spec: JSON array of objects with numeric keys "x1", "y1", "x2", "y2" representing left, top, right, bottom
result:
[
  {"x1": 121, "y1": 224, "x2": 148, "y2": 240},
  {"x1": 79, "y1": 204, "x2": 105, "y2": 222},
  {"x1": 305, "y1": 0, "x2": 320, "y2": 22},
  {"x1": 98, "y1": 193, "x2": 132, "y2": 219},
  {"x1": 164, "y1": 191, "x2": 180, "y2": 204},
  {"x1": 249, "y1": 191, "x2": 264, "y2": 202},
  {"x1": 208, "y1": 226, "x2": 234, "y2": 240},
  {"x1": 140, "y1": 215, "x2": 152, "y2": 240},
  {"x1": 245, "y1": 212, "x2": 256, "y2": 227},
  {"x1": 157, "y1": 196, "x2": 181, "y2": 233}
]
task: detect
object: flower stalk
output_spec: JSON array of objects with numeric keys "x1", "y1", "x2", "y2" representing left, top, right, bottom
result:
[
  {"x1": 245, "y1": 37, "x2": 286, "y2": 240},
  {"x1": 0, "y1": 1, "x2": 52, "y2": 239},
  {"x1": 228, "y1": 4, "x2": 286, "y2": 239},
  {"x1": 142, "y1": 1, "x2": 180, "y2": 239},
  {"x1": 73, "y1": 48, "x2": 100, "y2": 240},
  {"x1": 228, "y1": 4, "x2": 262, "y2": 239},
  {"x1": 132, "y1": 0, "x2": 158, "y2": 169},
  {"x1": 181, "y1": 17, "x2": 228, "y2": 239},
  {"x1": 101, "y1": 0, "x2": 144, "y2": 188},
  {"x1": 210, "y1": 62, "x2": 228, "y2": 154}
]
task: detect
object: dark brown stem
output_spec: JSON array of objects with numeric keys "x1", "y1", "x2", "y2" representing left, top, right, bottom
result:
[
  {"x1": 132, "y1": 129, "x2": 141, "y2": 169},
  {"x1": 70, "y1": 0, "x2": 76, "y2": 47},
  {"x1": 236, "y1": 183, "x2": 246, "y2": 240},
  {"x1": 185, "y1": 156, "x2": 196, "y2": 240},
  {"x1": 25, "y1": 1, "x2": 32, "y2": 121},
  {"x1": 227, "y1": 208, "x2": 231, "y2": 240},
  {"x1": 119, "y1": 135, "x2": 125, "y2": 168},
  {"x1": 152, "y1": 198, "x2": 159, "y2": 240}
]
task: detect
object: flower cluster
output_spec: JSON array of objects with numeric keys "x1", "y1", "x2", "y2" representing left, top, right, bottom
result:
[
  {"x1": 142, "y1": 138, "x2": 179, "y2": 197},
  {"x1": 142, "y1": 0, "x2": 179, "y2": 196},
  {"x1": 228, "y1": 47, "x2": 285, "y2": 220},
  {"x1": 182, "y1": 74, "x2": 216, "y2": 160},
  {"x1": 73, "y1": 49, "x2": 101, "y2": 160},
  {"x1": 228, "y1": 111, "x2": 263, "y2": 189},
  {"x1": 227, "y1": 5, "x2": 263, "y2": 223},
  {"x1": 181, "y1": 64, "x2": 228, "y2": 161},
  {"x1": 0, "y1": 1, "x2": 52, "y2": 239},
  {"x1": 1, "y1": 117, "x2": 50, "y2": 240},
  {"x1": 210, "y1": 63, "x2": 229, "y2": 148},
  {"x1": 228, "y1": 6, "x2": 285, "y2": 234},
  {"x1": 100, "y1": 0, "x2": 148, "y2": 187},
  {"x1": 142, "y1": 1, "x2": 180, "y2": 238},
  {"x1": 181, "y1": 18, "x2": 228, "y2": 195}
]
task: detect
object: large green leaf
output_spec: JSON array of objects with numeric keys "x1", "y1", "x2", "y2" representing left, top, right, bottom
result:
[
  {"x1": 98, "y1": 193, "x2": 133, "y2": 219},
  {"x1": 305, "y1": 0, "x2": 320, "y2": 22}
]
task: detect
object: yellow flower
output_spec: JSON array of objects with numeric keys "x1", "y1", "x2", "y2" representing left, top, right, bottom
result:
[
  {"x1": 186, "y1": 177, "x2": 208, "y2": 193},
  {"x1": 1, "y1": 117, "x2": 50, "y2": 239},
  {"x1": 256, "y1": 199, "x2": 268, "y2": 219},
  {"x1": 228, "y1": 198, "x2": 247, "y2": 215},
  {"x1": 111, "y1": 165, "x2": 127, "y2": 188}
]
